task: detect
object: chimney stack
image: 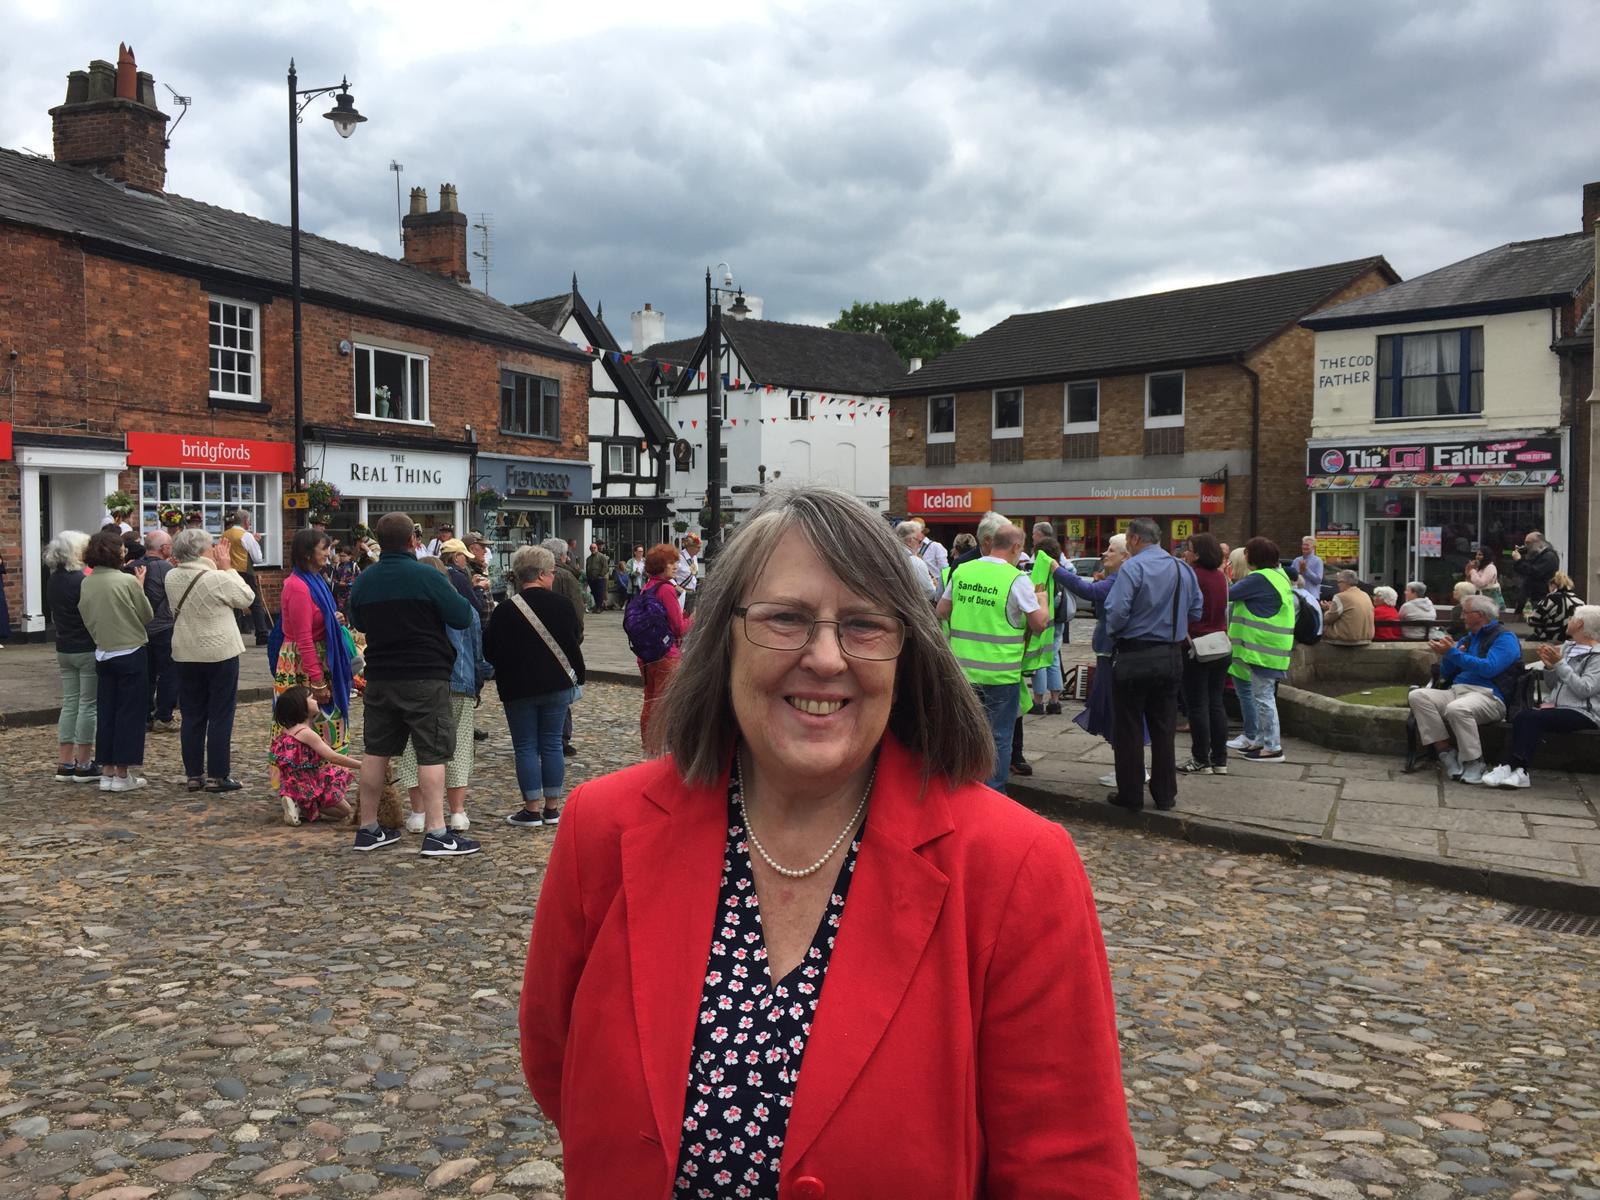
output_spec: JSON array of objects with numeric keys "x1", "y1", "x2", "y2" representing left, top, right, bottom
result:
[
  {"x1": 1583, "y1": 181, "x2": 1600, "y2": 236},
  {"x1": 401, "y1": 182, "x2": 470, "y2": 284},
  {"x1": 631, "y1": 302, "x2": 666, "y2": 353},
  {"x1": 50, "y1": 43, "x2": 170, "y2": 194}
]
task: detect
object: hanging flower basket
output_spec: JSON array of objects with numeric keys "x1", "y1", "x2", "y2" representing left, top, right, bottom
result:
[
  {"x1": 304, "y1": 480, "x2": 342, "y2": 511},
  {"x1": 473, "y1": 486, "x2": 504, "y2": 511},
  {"x1": 105, "y1": 489, "x2": 135, "y2": 516}
]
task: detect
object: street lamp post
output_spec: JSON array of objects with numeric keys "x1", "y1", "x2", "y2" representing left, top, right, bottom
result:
[
  {"x1": 287, "y1": 60, "x2": 366, "y2": 488},
  {"x1": 703, "y1": 264, "x2": 750, "y2": 554}
]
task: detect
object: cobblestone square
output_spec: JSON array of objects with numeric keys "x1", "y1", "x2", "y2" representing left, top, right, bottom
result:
[{"x1": 2, "y1": 681, "x2": 1598, "y2": 1198}]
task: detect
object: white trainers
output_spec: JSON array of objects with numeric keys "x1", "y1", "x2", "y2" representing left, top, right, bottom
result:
[
  {"x1": 281, "y1": 795, "x2": 302, "y2": 826},
  {"x1": 448, "y1": 811, "x2": 471, "y2": 832},
  {"x1": 1499, "y1": 767, "x2": 1531, "y2": 789},
  {"x1": 1459, "y1": 758, "x2": 1487, "y2": 785},
  {"x1": 405, "y1": 811, "x2": 426, "y2": 834},
  {"x1": 1225, "y1": 734, "x2": 1258, "y2": 752},
  {"x1": 110, "y1": 775, "x2": 147, "y2": 793},
  {"x1": 99, "y1": 775, "x2": 114, "y2": 792},
  {"x1": 1439, "y1": 748, "x2": 1463, "y2": 780},
  {"x1": 1097, "y1": 769, "x2": 1151, "y2": 788},
  {"x1": 1481, "y1": 764, "x2": 1512, "y2": 788}
]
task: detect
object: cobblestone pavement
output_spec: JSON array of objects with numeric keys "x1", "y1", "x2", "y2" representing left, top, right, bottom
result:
[{"x1": 2, "y1": 682, "x2": 1599, "y2": 1198}]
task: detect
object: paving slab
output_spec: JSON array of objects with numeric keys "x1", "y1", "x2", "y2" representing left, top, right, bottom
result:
[
  {"x1": 1338, "y1": 777, "x2": 1444, "y2": 806},
  {"x1": 1329, "y1": 823, "x2": 1443, "y2": 855},
  {"x1": 1332, "y1": 800, "x2": 1527, "y2": 836},
  {"x1": 1444, "y1": 832, "x2": 1579, "y2": 864}
]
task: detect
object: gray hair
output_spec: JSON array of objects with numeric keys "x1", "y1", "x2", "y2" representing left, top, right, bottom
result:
[
  {"x1": 1032, "y1": 521, "x2": 1054, "y2": 539},
  {"x1": 1460, "y1": 593, "x2": 1499, "y2": 619},
  {"x1": 43, "y1": 530, "x2": 89, "y2": 573},
  {"x1": 894, "y1": 520, "x2": 922, "y2": 543},
  {"x1": 171, "y1": 528, "x2": 214, "y2": 563},
  {"x1": 1373, "y1": 586, "x2": 1398, "y2": 606},
  {"x1": 1405, "y1": 580, "x2": 1427, "y2": 598},
  {"x1": 1336, "y1": 569, "x2": 1360, "y2": 586},
  {"x1": 1572, "y1": 604, "x2": 1600, "y2": 641},
  {"x1": 229, "y1": 509, "x2": 251, "y2": 528},
  {"x1": 541, "y1": 536, "x2": 569, "y2": 562},
  {"x1": 1107, "y1": 533, "x2": 1128, "y2": 554},
  {"x1": 512, "y1": 544, "x2": 555, "y2": 583},
  {"x1": 1126, "y1": 518, "x2": 1161, "y2": 547},
  {"x1": 1452, "y1": 580, "x2": 1478, "y2": 601},
  {"x1": 657, "y1": 484, "x2": 994, "y2": 788},
  {"x1": 143, "y1": 529, "x2": 171, "y2": 554},
  {"x1": 974, "y1": 511, "x2": 1010, "y2": 550}
]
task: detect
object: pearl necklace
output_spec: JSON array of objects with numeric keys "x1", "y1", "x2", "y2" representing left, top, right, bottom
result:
[{"x1": 734, "y1": 756, "x2": 875, "y2": 880}]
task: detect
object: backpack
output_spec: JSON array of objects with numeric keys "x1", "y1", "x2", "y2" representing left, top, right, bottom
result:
[
  {"x1": 624, "y1": 581, "x2": 676, "y2": 663},
  {"x1": 1292, "y1": 592, "x2": 1322, "y2": 645}
]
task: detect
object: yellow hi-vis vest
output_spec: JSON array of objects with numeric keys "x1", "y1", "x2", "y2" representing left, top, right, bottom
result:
[
  {"x1": 1227, "y1": 567, "x2": 1295, "y2": 679},
  {"x1": 947, "y1": 559, "x2": 1027, "y2": 686},
  {"x1": 1021, "y1": 553, "x2": 1055, "y2": 672}
]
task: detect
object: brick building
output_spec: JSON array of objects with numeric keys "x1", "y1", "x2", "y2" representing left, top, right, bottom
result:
[
  {"x1": 887, "y1": 258, "x2": 1397, "y2": 557},
  {"x1": 0, "y1": 47, "x2": 590, "y2": 639}
]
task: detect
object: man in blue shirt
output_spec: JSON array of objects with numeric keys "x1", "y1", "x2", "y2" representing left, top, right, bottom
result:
[
  {"x1": 1407, "y1": 593, "x2": 1522, "y2": 783},
  {"x1": 1293, "y1": 536, "x2": 1325, "y2": 595},
  {"x1": 1101, "y1": 518, "x2": 1203, "y2": 812}
]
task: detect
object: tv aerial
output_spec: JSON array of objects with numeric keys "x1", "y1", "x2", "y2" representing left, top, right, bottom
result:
[{"x1": 162, "y1": 83, "x2": 192, "y2": 146}]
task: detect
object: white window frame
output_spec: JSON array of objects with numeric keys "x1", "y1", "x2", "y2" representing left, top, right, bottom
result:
[
  {"x1": 208, "y1": 297, "x2": 261, "y2": 402},
  {"x1": 1063, "y1": 380, "x2": 1099, "y2": 433},
  {"x1": 790, "y1": 393, "x2": 811, "y2": 421},
  {"x1": 927, "y1": 394, "x2": 955, "y2": 444},
  {"x1": 354, "y1": 343, "x2": 431, "y2": 425},
  {"x1": 992, "y1": 387, "x2": 1023, "y2": 438},
  {"x1": 607, "y1": 443, "x2": 638, "y2": 476},
  {"x1": 1144, "y1": 370, "x2": 1185, "y2": 429},
  {"x1": 139, "y1": 469, "x2": 281, "y2": 564}
]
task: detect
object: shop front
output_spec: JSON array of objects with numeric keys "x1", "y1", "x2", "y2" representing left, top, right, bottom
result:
[
  {"x1": 477, "y1": 454, "x2": 592, "y2": 580},
  {"x1": 308, "y1": 438, "x2": 471, "y2": 550},
  {"x1": 1306, "y1": 432, "x2": 1566, "y2": 602},
  {"x1": 127, "y1": 431, "x2": 292, "y2": 550},
  {"x1": 573, "y1": 499, "x2": 672, "y2": 561},
  {"x1": 906, "y1": 478, "x2": 1226, "y2": 557}
]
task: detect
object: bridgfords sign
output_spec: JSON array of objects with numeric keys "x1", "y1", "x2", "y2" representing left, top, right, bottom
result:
[
  {"x1": 1306, "y1": 436, "x2": 1563, "y2": 489},
  {"x1": 127, "y1": 432, "x2": 294, "y2": 473}
]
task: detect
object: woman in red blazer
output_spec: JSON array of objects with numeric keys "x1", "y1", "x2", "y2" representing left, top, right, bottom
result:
[{"x1": 521, "y1": 487, "x2": 1137, "y2": 1199}]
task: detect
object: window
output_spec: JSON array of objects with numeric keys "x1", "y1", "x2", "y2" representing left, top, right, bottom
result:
[
  {"x1": 1145, "y1": 372, "x2": 1184, "y2": 427},
  {"x1": 992, "y1": 388, "x2": 1022, "y2": 437},
  {"x1": 139, "y1": 469, "x2": 277, "y2": 560},
  {"x1": 790, "y1": 393, "x2": 811, "y2": 420},
  {"x1": 1064, "y1": 380, "x2": 1099, "y2": 432},
  {"x1": 1376, "y1": 328, "x2": 1484, "y2": 420},
  {"x1": 208, "y1": 298, "x2": 259, "y2": 401},
  {"x1": 928, "y1": 395, "x2": 955, "y2": 443},
  {"x1": 355, "y1": 344, "x2": 429, "y2": 423},
  {"x1": 500, "y1": 370, "x2": 560, "y2": 438},
  {"x1": 608, "y1": 443, "x2": 637, "y2": 476}
]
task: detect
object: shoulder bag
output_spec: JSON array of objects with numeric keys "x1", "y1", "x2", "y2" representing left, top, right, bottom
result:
[
  {"x1": 512, "y1": 593, "x2": 579, "y2": 688},
  {"x1": 169, "y1": 570, "x2": 207, "y2": 623},
  {"x1": 1111, "y1": 557, "x2": 1185, "y2": 689},
  {"x1": 1188, "y1": 569, "x2": 1231, "y2": 662}
]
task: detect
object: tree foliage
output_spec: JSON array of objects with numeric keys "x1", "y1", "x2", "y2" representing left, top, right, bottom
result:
[{"x1": 829, "y1": 297, "x2": 967, "y2": 366}]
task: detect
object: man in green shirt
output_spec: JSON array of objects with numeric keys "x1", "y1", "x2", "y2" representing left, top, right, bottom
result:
[{"x1": 584, "y1": 543, "x2": 612, "y2": 612}]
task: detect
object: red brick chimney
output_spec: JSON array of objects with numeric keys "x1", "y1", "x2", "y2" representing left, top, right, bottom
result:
[
  {"x1": 402, "y1": 184, "x2": 471, "y2": 284},
  {"x1": 50, "y1": 44, "x2": 169, "y2": 194},
  {"x1": 1583, "y1": 181, "x2": 1600, "y2": 235}
]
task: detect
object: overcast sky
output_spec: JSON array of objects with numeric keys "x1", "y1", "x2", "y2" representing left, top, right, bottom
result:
[{"x1": 6, "y1": 0, "x2": 1597, "y2": 344}]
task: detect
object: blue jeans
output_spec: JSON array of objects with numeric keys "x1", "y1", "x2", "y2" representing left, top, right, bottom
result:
[
  {"x1": 1234, "y1": 668, "x2": 1280, "y2": 750},
  {"x1": 1233, "y1": 671, "x2": 1258, "y2": 744},
  {"x1": 1034, "y1": 628, "x2": 1064, "y2": 695},
  {"x1": 973, "y1": 683, "x2": 1020, "y2": 794},
  {"x1": 505, "y1": 688, "x2": 576, "y2": 803}
]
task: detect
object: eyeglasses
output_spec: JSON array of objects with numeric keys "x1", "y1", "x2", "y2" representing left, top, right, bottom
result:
[{"x1": 734, "y1": 602, "x2": 905, "y2": 660}]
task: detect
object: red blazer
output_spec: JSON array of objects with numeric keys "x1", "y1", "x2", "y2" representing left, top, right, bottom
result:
[{"x1": 520, "y1": 735, "x2": 1137, "y2": 1199}]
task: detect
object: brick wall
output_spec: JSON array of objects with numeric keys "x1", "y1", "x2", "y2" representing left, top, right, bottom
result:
[
  {"x1": 51, "y1": 99, "x2": 168, "y2": 194},
  {"x1": 0, "y1": 225, "x2": 589, "y2": 628}
]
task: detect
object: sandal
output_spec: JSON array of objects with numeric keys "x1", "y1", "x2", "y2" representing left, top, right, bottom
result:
[
  {"x1": 186, "y1": 777, "x2": 205, "y2": 792},
  {"x1": 205, "y1": 777, "x2": 243, "y2": 793}
]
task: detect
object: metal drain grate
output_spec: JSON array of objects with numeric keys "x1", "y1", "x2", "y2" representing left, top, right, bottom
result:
[{"x1": 1504, "y1": 906, "x2": 1600, "y2": 936}]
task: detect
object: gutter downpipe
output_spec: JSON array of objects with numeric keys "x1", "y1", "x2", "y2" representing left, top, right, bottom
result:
[{"x1": 1238, "y1": 356, "x2": 1262, "y2": 535}]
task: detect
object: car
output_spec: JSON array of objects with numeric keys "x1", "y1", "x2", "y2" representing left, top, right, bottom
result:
[{"x1": 1070, "y1": 556, "x2": 1102, "y2": 577}]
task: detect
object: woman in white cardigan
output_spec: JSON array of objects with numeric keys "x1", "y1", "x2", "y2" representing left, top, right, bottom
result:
[{"x1": 166, "y1": 528, "x2": 256, "y2": 792}]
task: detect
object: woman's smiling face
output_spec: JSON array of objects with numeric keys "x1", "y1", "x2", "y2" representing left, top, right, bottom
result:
[{"x1": 729, "y1": 528, "x2": 898, "y2": 790}]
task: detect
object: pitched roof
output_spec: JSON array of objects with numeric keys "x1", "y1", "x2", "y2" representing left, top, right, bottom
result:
[
  {"x1": 647, "y1": 320, "x2": 907, "y2": 396},
  {"x1": 890, "y1": 257, "x2": 1396, "y2": 395},
  {"x1": 511, "y1": 293, "x2": 573, "y2": 334},
  {"x1": 0, "y1": 146, "x2": 583, "y2": 360},
  {"x1": 1304, "y1": 232, "x2": 1594, "y2": 329}
]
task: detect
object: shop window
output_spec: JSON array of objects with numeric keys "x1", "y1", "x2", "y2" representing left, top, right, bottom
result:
[
  {"x1": 1064, "y1": 381, "x2": 1099, "y2": 432},
  {"x1": 208, "y1": 298, "x2": 260, "y2": 401},
  {"x1": 1145, "y1": 371, "x2": 1184, "y2": 428},
  {"x1": 790, "y1": 394, "x2": 811, "y2": 420},
  {"x1": 139, "y1": 469, "x2": 277, "y2": 560},
  {"x1": 1376, "y1": 328, "x2": 1483, "y2": 420},
  {"x1": 500, "y1": 370, "x2": 560, "y2": 438},
  {"x1": 608, "y1": 443, "x2": 638, "y2": 476},
  {"x1": 992, "y1": 388, "x2": 1022, "y2": 438},
  {"x1": 355, "y1": 344, "x2": 429, "y2": 423},
  {"x1": 928, "y1": 395, "x2": 955, "y2": 443}
]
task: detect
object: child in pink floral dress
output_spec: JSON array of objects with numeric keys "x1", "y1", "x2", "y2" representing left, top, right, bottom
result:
[{"x1": 271, "y1": 686, "x2": 360, "y2": 826}]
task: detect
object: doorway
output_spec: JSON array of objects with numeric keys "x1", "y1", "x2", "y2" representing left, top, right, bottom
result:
[{"x1": 1362, "y1": 517, "x2": 1414, "y2": 594}]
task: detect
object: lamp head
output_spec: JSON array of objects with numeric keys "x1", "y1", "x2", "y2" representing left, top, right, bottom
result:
[
  {"x1": 324, "y1": 84, "x2": 366, "y2": 138},
  {"x1": 729, "y1": 288, "x2": 750, "y2": 317}
]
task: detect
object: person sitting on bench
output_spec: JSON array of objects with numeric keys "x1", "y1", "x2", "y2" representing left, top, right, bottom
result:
[
  {"x1": 1407, "y1": 594, "x2": 1522, "y2": 784},
  {"x1": 1483, "y1": 605, "x2": 1600, "y2": 789}
]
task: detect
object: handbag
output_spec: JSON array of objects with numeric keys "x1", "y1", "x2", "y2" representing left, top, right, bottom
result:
[
  {"x1": 1188, "y1": 630, "x2": 1232, "y2": 662},
  {"x1": 1111, "y1": 559, "x2": 1185, "y2": 689},
  {"x1": 512, "y1": 594, "x2": 579, "y2": 687}
]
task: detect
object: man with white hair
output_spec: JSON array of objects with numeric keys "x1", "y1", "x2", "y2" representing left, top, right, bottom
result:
[
  {"x1": 896, "y1": 521, "x2": 938, "y2": 599},
  {"x1": 911, "y1": 519, "x2": 949, "y2": 580},
  {"x1": 1407, "y1": 593, "x2": 1522, "y2": 783}
]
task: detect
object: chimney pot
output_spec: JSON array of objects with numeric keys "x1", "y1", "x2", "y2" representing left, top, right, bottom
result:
[
  {"x1": 136, "y1": 71, "x2": 156, "y2": 108},
  {"x1": 1583, "y1": 181, "x2": 1600, "y2": 236},
  {"x1": 439, "y1": 183, "x2": 459, "y2": 213},
  {"x1": 115, "y1": 43, "x2": 137, "y2": 100},
  {"x1": 408, "y1": 186, "x2": 428, "y2": 215},
  {"x1": 631, "y1": 304, "x2": 666, "y2": 354},
  {"x1": 64, "y1": 70, "x2": 89, "y2": 105},
  {"x1": 86, "y1": 60, "x2": 116, "y2": 101},
  {"x1": 402, "y1": 184, "x2": 470, "y2": 283},
  {"x1": 52, "y1": 46, "x2": 169, "y2": 193}
]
